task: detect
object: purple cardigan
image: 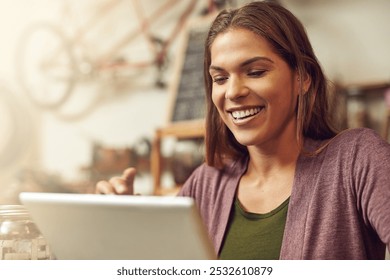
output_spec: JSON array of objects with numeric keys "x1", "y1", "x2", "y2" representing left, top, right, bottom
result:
[{"x1": 179, "y1": 128, "x2": 390, "y2": 259}]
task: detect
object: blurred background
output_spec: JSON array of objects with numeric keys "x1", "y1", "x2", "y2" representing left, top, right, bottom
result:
[{"x1": 0, "y1": 0, "x2": 389, "y2": 204}]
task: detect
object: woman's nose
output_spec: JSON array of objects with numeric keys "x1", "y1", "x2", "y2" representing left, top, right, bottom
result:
[{"x1": 225, "y1": 76, "x2": 249, "y2": 100}]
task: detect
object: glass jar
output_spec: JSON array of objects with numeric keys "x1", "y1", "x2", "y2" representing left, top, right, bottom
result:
[{"x1": 0, "y1": 205, "x2": 53, "y2": 260}]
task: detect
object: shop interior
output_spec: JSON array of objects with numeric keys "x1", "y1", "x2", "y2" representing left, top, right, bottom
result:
[{"x1": 0, "y1": 0, "x2": 389, "y2": 259}]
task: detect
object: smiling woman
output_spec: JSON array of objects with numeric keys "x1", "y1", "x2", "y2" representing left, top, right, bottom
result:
[
  {"x1": 209, "y1": 28, "x2": 304, "y2": 153},
  {"x1": 203, "y1": 4, "x2": 335, "y2": 169},
  {"x1": 95, "y1": 1, "x2": 390, "y2": 260}
]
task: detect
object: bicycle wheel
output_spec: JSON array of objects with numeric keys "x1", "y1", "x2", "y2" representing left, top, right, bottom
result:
[
  {"x1": 16, "y1": 22, "x2": 76, "y2": 109},
  {"x1": 53, "y1": 79, "x2": 107, "y2": 122}
]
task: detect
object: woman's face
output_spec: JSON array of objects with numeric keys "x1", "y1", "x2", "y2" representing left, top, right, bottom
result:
[{"x1": 209, "y1": 28, "x2": 303, "y2": 149}]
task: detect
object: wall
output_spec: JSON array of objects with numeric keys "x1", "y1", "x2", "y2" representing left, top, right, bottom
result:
[
  {"x1": 0, "y1": 0, "x2": 390, "y2": 200},
  {"x1": 281, "y1": 0, "x2": 390, "y2": 85}
]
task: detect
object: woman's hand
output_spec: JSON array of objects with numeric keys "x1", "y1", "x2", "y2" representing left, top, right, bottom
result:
[{"x1": 95, "y1": 167, "x2": 136, "y2": 195}]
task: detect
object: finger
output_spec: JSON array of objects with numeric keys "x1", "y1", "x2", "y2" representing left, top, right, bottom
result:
[
  {"x1": 95, "y1": 180, "x2": 115, "y2": 194},
  {"x1": 122, "y1": 167, "x2": 136, "y2": 191},
  {"x1": 108, "y1": 176, "x2": 126, "y2": 194}
]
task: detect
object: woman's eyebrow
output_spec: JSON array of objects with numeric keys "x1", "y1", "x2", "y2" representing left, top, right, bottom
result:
[
  {"x1": 209, "y1": 65, "x2": 224, "y2": 72},
  {"x1": 241, "y1": 56, "x2": 274, "y2": 67},
  {"x1": 209, "y1": 56, "x2": 274, "y2": 71}
]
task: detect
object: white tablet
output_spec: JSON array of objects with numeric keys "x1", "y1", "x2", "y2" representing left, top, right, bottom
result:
[{"x1": 19, "y1": 192, "x2": 216, "y2": 260}]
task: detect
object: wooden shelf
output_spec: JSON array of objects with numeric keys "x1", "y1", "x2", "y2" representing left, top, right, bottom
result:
[{"x1": 150, "y1": 120, "x2": 205, "y2": 195}]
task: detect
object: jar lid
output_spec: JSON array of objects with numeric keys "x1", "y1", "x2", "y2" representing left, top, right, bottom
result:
[{"x1": 0, "y1": 205, "x2": 29, "y2": 217}]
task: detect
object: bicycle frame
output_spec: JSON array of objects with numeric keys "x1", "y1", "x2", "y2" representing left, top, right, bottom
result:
[{"x1": 61, "y1": 0, "x2": 198, "y2": 71}]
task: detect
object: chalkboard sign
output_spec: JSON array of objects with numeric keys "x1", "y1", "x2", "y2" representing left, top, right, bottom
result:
[{"x1": 169, "y1": 19, "x2": 211, "y2": 123}]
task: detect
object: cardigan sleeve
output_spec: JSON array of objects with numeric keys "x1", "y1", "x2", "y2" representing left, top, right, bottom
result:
[{"x1": 351, "y1": 129, "x2": 390, "y2": 249}]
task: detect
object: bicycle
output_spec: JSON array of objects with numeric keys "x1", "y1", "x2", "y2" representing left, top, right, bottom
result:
[{"x1": 15, "y1": 0, "x2": 224, "y2": 121}]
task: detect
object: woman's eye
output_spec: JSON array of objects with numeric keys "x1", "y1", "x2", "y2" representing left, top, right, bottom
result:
[
  {"x1": 248, "y1": 70, "x2": 266, "y2": 77},
  {"x1": 212, "y1": 76, "x2": 227, "y2": 85}
]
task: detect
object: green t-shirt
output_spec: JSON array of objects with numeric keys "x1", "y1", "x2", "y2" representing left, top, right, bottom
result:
[{"x1": 219, "y1": 197, "x2": 289, "y2": 260}]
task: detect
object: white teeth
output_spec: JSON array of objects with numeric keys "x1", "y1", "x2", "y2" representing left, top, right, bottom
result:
[{"x1": 231, "y1": 107, "x2": 262, "y2": 119}]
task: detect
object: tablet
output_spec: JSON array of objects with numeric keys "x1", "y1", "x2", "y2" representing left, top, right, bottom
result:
[{"x1": 19, "y1": 192, "x2": 216, "y2": 260}]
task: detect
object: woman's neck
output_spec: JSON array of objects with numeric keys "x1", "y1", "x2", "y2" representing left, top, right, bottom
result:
[
  {"x1": 238, "y1": 138, "x2": 301, "y2": 214},
  {"x1": 246, "y1": 135, "x2": 301, "y2": 178}
]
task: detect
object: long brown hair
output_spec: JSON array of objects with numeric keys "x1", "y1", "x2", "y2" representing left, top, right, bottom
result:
[{"x1": 204, "y1": 1, "x2": 338, "y2": 168}]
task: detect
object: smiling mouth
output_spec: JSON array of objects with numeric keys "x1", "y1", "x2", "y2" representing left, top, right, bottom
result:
[{"x1": 229, "y1": 106, "x2": 264, "y2": 120}]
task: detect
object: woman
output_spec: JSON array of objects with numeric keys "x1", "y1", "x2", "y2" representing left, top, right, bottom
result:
[{"x1": 96, "y1": 1, "x2": 390, "y2": 259}]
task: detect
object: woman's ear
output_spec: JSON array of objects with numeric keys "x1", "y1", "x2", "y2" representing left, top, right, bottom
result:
[
  {"x1": 302, "y1": 72, "x2": 311, "y2": 94},
  {"x1": 295, "y1": 71, "x2": 311, "y2": 95}
]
